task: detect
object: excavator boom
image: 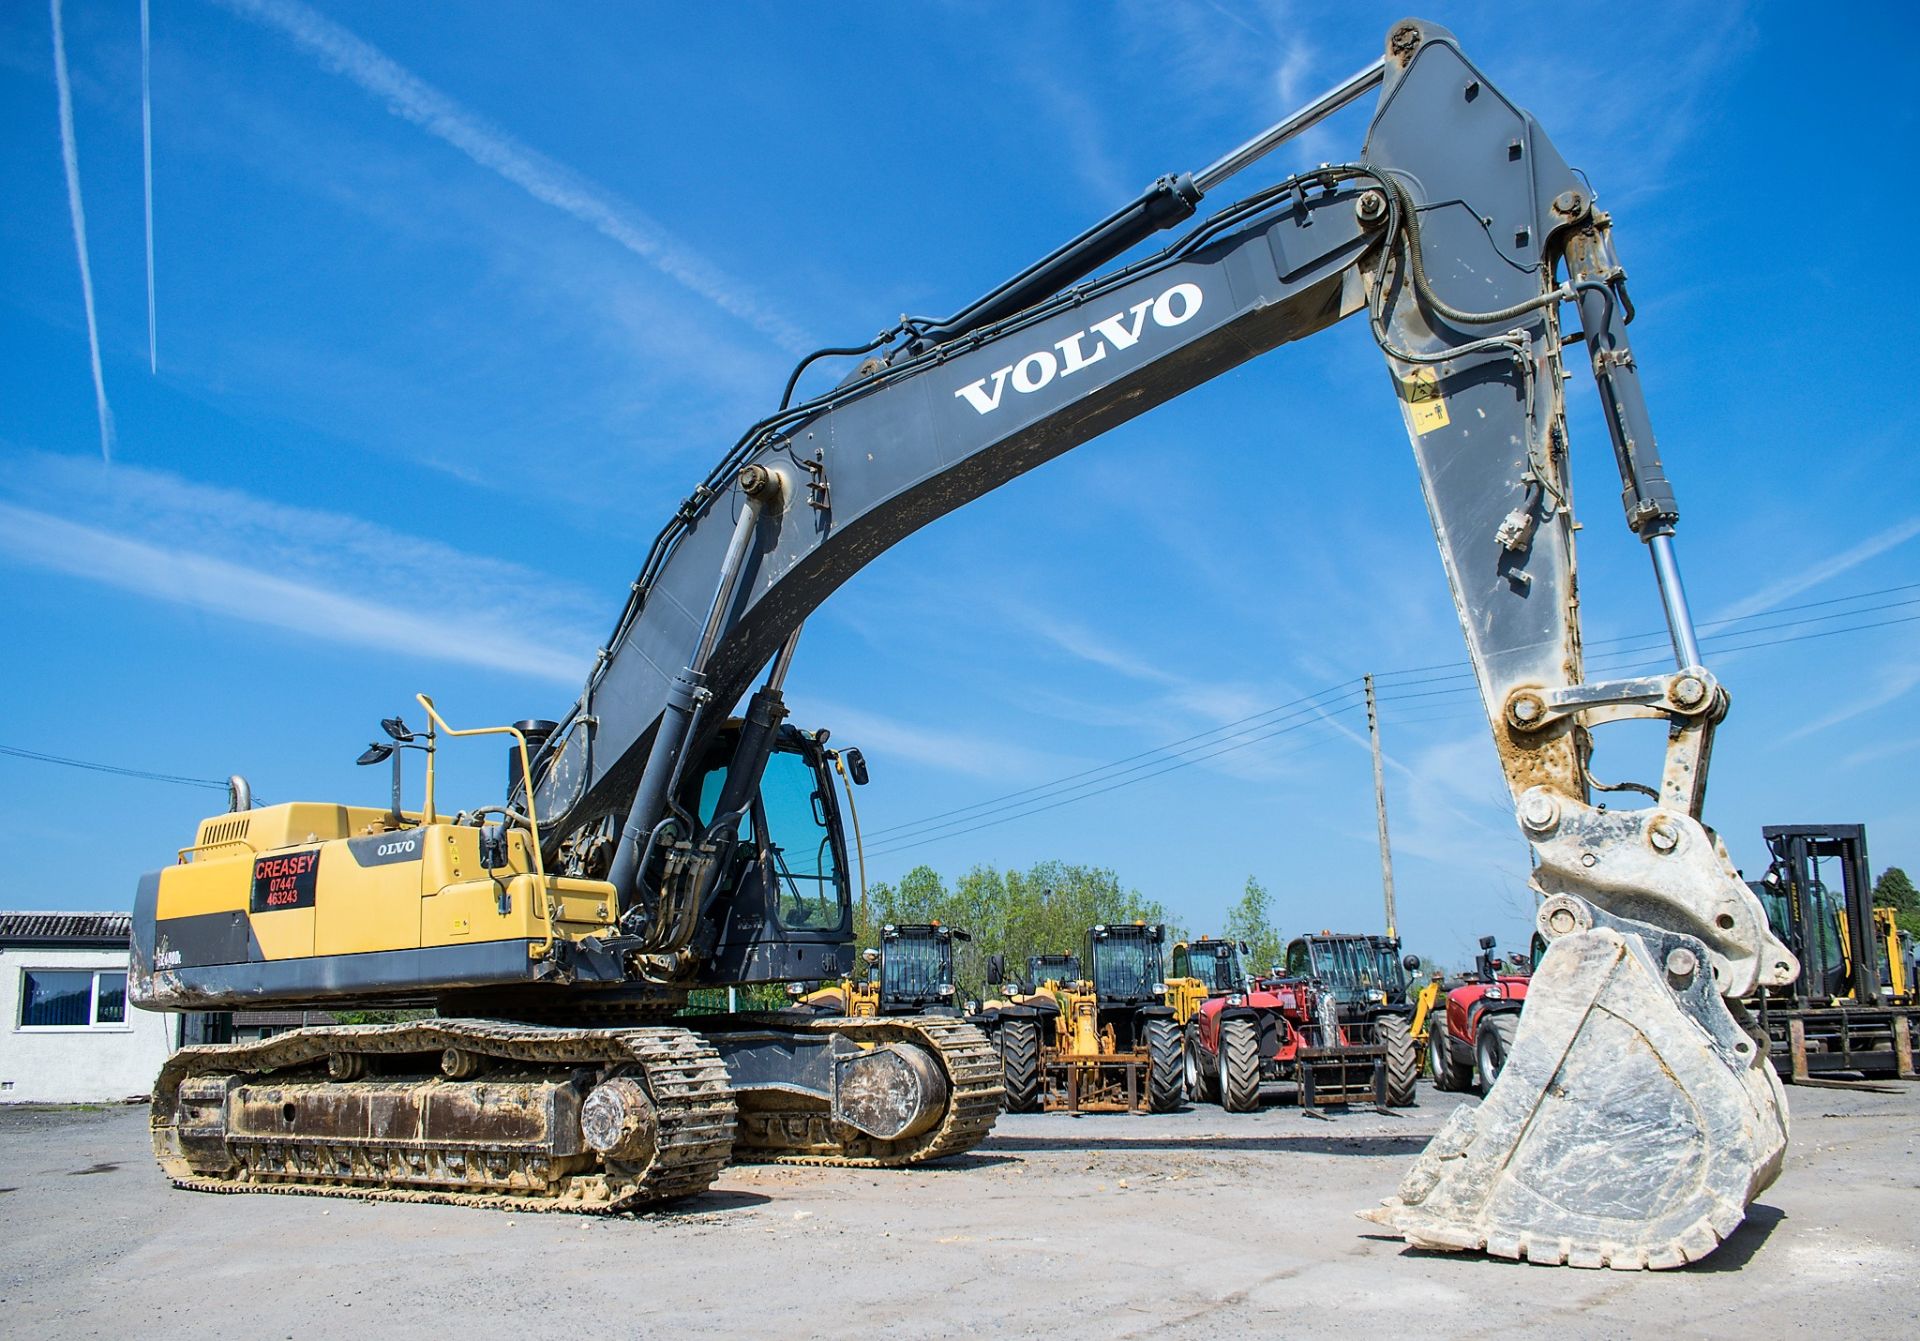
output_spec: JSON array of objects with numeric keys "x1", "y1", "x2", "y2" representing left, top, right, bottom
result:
[{"x1": 135, "y1": 19, "x2": 1794, "y2": 1267}]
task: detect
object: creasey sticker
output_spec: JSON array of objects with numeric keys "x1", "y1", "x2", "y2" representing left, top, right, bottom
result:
[{"x1": 251, "y1": 849, "x2": 321, "y2": 912}]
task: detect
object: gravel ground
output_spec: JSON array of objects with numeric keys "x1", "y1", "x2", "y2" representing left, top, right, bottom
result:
[{"x1": 1, "y1": 1081, "x2": 1914, "y2": 1338}]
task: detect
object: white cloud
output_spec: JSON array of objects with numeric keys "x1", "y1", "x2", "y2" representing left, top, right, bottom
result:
[
  {"x1": 1015, "y1": 608, "x2": 1183, "y2": 687},
  {"x1": 793, "y1": 700, "x2": 1060, "y2": 784},
  {"x1": 1386, "y1": 731, "x2": 1527, "y2": 875},
  {"x1": 1782, "y1": 661, "x2": 1920, "y2": 745},
  {"x1": 1000, "y1": 598, "x2": 1366, "y2": 784},
  {"x1": 1714, "y1": 515, "x2": 1920, "y2": 623},
  {"x1": 213, "y1": 0, "x2": 811, "y2": 353},
  {"x1": 1842, "y1": 734, "x2": 1920, "y2": 770},
  {"x1": 0, "y1": 453, "x2": 598, "y2": 684}
]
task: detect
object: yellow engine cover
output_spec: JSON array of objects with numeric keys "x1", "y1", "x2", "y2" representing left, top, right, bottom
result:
[{"x1": 132, "y1": 802, "x2": 619, "y2": 1010}]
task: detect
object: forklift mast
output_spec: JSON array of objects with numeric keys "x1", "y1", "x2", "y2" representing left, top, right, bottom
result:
[{"x1": 1759, "y1": 824, "x2": 1880, "y2": 1006}]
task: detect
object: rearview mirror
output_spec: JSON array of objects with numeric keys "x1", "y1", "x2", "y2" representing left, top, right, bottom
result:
[
  {"x1": 1403, "y1": 954, "x2": 1420, "y2": 971},
  {"x1": 380, "y1": 716, "x2": 415, "y2": 743},
  {"x1": 986, "y1": 953, "x2": 1005, "y2": 986},
  {"x1": 357, "y1": 743, "x2": 394, "y2": 765},
  {"x1": 844, "y1": 747, "x2": 869, "y2": 785}
]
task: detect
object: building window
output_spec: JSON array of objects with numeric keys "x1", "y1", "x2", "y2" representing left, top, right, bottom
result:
[{"x1": 18, "y1": 969, "x2": 130, "y2": 1029}]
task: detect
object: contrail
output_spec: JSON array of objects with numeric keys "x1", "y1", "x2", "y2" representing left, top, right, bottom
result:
[
  {"x1": 1714, "y1": 515, "x2": 1920, "y2": 623},
  {"x1": 142, "y1": 0, "x2": 157, "y2": 373},
  {"x1": 214, "y1": 0, "x2": 811, "y2": 353},
  {"x1": 50, "y1": 0, "x2": 116, "y2": 462}
]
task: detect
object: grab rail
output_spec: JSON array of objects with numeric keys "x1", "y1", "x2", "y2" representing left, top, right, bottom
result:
[{"x1": 415, "y1": 693, "x2": 556, "y2": 961}]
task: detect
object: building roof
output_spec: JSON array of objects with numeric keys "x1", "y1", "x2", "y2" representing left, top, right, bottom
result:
[{"x1": 0, "y1": 911, "x2": 133, "y2": 947}]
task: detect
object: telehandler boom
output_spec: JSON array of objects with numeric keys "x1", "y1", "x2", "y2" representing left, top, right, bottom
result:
[{"x1": 134, "y1": 19, "x2": 1794, "y2": 1268}]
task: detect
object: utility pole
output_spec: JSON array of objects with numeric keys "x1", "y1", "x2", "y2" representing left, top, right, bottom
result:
[{"x1": 1364, "y1": 674, "x2": 1397, "y2": 938}]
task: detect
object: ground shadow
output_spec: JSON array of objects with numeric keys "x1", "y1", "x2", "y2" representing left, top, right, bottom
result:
[
  {"x1": 1370, "y1": 1203, "x2": 1788, "y2": 1270},
  {"x1": 1686, "y1": 1203, "x2": 1786, "y2": 1272},
  {"x1": 905, "y1": 1152, "x2": 1019, "y2": 1172},
  {"x1": 66, "y1": 1162, "x2": 120, "y2": 1176},
  {"x1": 640, "y1": 1188, "x2": 775, "y2": 1218},
  {"x1": 984, "y1": 1134, "x2": 1428, "y2": 1157}
]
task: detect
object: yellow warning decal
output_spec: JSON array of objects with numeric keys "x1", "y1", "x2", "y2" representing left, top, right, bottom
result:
[{"x1": 1399, "y1": 367, "x2": 1450, "y2": 435}]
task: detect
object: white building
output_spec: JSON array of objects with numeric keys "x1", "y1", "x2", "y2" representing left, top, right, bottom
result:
[{"x1": 0, "y1": 912, "x2": 181, "y2": 1103}]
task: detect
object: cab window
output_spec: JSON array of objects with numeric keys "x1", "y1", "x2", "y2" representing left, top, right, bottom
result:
[{"x1": 757, "y1": 748, "x2": 843, "y2": 930}]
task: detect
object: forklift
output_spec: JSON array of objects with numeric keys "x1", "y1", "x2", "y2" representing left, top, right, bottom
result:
[
  {"x1": 1746, "y1": 824, "x2": 1918, "y2": 1083},
  {"x1": 973, "y1": 924, "x2": 1184, "y2": 1113}
]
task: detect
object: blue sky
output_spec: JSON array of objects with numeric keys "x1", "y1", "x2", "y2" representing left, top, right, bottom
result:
[{"x1": 3, "y1": 1, "x2": 1915, "y2": 967}]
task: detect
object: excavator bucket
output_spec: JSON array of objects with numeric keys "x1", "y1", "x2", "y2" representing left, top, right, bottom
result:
[{"x1": 1364, "y1": 923, "x2": 1789, "y2": 1269}]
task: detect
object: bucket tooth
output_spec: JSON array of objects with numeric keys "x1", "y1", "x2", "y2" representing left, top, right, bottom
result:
[{"x1": 1363, "y1": 927, "x2": 1788, "y2": 1269}]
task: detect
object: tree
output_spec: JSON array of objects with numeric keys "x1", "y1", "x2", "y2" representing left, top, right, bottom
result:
[
  {"x1": 855, "y1": 860, "x2": 1169, "y2": 1002},
  {"x1": 1874, "y1": 866, "x2": 1918, "y2": 934},
  {"x1": 1223, "y1": 875, "x2": 1286, "y2": 976}
]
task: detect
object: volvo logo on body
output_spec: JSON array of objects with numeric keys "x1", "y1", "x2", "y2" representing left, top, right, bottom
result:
[
  {"x1": 952, "y1": 281, "x2": 1205, "y2": 415},
  {"x1": 347, "y1": 830, "x2": 427, "y2": 867}
]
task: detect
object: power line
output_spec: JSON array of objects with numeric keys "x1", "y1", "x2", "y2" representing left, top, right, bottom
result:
[
  {"x1": 864, "y1": 583, "x2": 1916, "y2": 858},
  {"x1": 865, "y1": 712, "x2": 1358, "y2": 859},
  {"x1": 862, "y1": 585, "x2": 1920, "y2": 846},
  {"x1": 4, "y1": 577, "x2": 1909, "y2": 838},
  {"x1": 1369, "y1": 581, "x2": 1920, "y2": 687},
  {"x1": 0, "y1": 744, "x2": 226, "y2": 791},
  {"x1": 861, "y1": 679, "x2": 1363, "y2": 839},
  {"x1": 1372, "y1": 607, "x2": 1920, "y2": 706},
  {"x1": 866, "y1": 690, "x2": 1365, "y2": 848},
  {"x1": 1660, "y1": 612, "x2": 1920, "y2": 661}
]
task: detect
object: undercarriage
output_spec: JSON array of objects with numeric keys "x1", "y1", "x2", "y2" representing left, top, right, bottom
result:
[{"x1": 153, "y1": 1014, "x2": 1001, "y2": 1211}]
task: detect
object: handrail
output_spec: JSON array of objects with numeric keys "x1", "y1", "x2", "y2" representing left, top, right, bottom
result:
[
  {"x1": 176, "y1": 836, "x2": 258, "y2": 864},
  {"x1": 415, "y1": 693, "x2": 556, "y2": 960}
]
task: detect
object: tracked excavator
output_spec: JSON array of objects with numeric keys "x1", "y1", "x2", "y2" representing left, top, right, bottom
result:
[{"x1": 132, "y1": 19, "x2": 1797, "y2": 1267}]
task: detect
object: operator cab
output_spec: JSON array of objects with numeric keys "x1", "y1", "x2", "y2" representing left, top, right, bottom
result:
[
  {"x1": 1085, "y1": 922, "x2": 1167, "y2": 1007},
  {"x1": 873, "y1": 923, "x2": 967, "y2": 1014},
  {"x1": 1283, "y1": 933, "x2": 1409, "y2": 1009},
  {"x1": 690, "y1": 721, "x2": 857, "y2": 987},
  {"x1": 1172, "y1": 937, "x2": 1248, "y2": 995},
  {"x1": 1026, "y1": 953, "x2": 1080, "y2": 991}
]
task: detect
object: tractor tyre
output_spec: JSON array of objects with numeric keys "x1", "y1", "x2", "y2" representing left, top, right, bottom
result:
[
  {"x1": 1379, "y1": 1015, "x2": 1418, "y2": 1107},
  {"x1": 1475, "y1": 1011, "x2": 1520, "y2": 1097},
  {"x1": 1218, "y1": 1017, "x2": 1262, "y2": 1113},
  {"x1": 998, "y1": 1019, "x2": 1042, "y2": 1113},
  {"x1": 1427, "y1": 1023, "x2": 1471, "y2": 1093},
  {"x1": 1184, "y1": 1020, "x2": 1218, "y2": 1105},
  {"x1": 1146, "y1": 1018, "x2": 1185, "y2": 1113}
]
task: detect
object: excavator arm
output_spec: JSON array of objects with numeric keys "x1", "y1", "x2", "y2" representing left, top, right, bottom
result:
[{"x1": 514, "y1": 19, "x2": 1790, "y2": 1267}]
